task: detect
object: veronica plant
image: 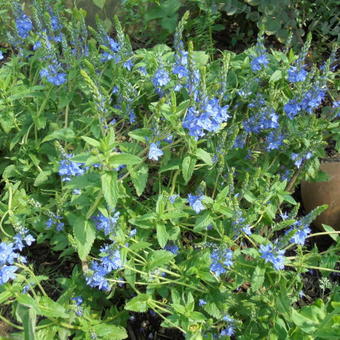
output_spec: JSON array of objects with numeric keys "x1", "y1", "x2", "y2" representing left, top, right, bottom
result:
[{"x1": 0, "y1": 2, "x2": 339, "y2": 340}]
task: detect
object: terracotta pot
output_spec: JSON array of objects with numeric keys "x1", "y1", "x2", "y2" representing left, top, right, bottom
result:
[{"x1": 301, "y1": 158, "x2": 340, "y2": 231}]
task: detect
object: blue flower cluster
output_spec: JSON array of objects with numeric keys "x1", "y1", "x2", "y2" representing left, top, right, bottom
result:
[
  {"x1": 288, "y1": 65, "x2": 308, "y2": 83},
  {"x1": 188, "y1": 194, "x2": 205, "y2": 214},
  {"x1": 46, "y1": 214, "x2": 64, "y2": 231},
  {"x1": 259, "y1": 243, "x2": 285, "y2": 270},
  {"x1": 148, "y1": 143, "x2": 163, "y2": 161},
  {"x1": 220, "y1": 314, "x2": 236, "y2": 337},
  {"x1": 101, "y1": 36, "x2": 121, "y2": 62},
  {"x1": 243, "y1": 104, "x2": 279, "y2": 134},
  {"x1": 287, "y1": 221, "x2": 311, "y2": 246},
  {"x1": 164, "y1": 244, "x2": 179, "y2": 255},
  {"x1": 71, "y1": 296, "x2": 83, "y2": 316},
  {"x1": 58, "y1": 154, "x2": 86, "y2": 182},
  {"x1": 0, "y1": 229, "x2": 35, "y2": 286},
  {"x1": 291, "y1": 151, "x2": 312, "y2": 168},
  {"x1": 266, "y1": 131, "x2": 284, "y2": 151},
  {"x1": 85, "y1": 244, "x2": 122, "y2": 291},
  {"x1": 0, "y1": 51, "x2": 4, "y2": 60},
  {"x1": 251, "y1": 54, "x2": 269, "y2": 72},
  {"x1": 183, "y1": 98, "x2": 230, "y2": 139},
  {"x1": 152, "y1": 69, "x2": 170, "y2": 89},
  {"x1": 284, "y1": 88, "x2": 326, "y2": 119},
  {"x1": 40, "y1": 63, "x2": 67, "y2": 86},
  {"x1": 210, "y1": 248, "x2": 233, "y2": 276},
  {"x1": 93, "y1": 211, "x2": 120, "y2": 236},
  {"x1": 15, "y1": 13, "x2": 33, "y2": 39}
]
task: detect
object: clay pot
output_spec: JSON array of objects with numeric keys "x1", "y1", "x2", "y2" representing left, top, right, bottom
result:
[{"x1": 301, "y1": 158, "x2": 340, "y2": 231}]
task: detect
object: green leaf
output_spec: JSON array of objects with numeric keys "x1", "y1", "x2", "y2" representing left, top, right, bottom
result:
[
  {"x1": 182, "y1": 155, "x2": 196, "y2": 183},
  {"x1": 194, "y1": 211, "x2": 213, "y2": 231},
  {"x1": 156, "y1": 223, "x2": 168, "y2": 248},
  {"x1": 128, "y1": 128, "x2": 153, "y2": 142},
  {"x1": 81, "y1": 136, "x2": 100, "y2": 147},
  {"x1": 38, "y1": 297, "x2": 69, "y2": 319},
  {"x1": 16, "y1": 305, "x2": 36, "y2": 340},
  {"x1": 196, "y1": 148, "x2": 213, "y2": 166},
  {"x1": 92, "y1": 324, "x2": 127, "y2": 340},
  {"x1": 251, "y1": 265, "x2": 265, "y2": 292},
  {"x1": 34, "y1": 171, "x2": 51, "y2": 187},
  {"x1": 67, "y1": 214, "x2": 95, "y2": 260},
  {"x1": 269, "y1": 70, "x2": 282, "y2": 82},
  {"x1": 128, "y1": 164, "x2": 148, "y2": 196},
  {"x1": 147, "y1": 250, "x2": 174, "y2": 271},
  {"x1": 93, "y1": 0, "x2": 106, "y2": 9},
  {"x1": 125, "y1": 294, "x2": 151, "y2": 312},
  {"x1": 42, "y1": 128, "x2": 75, "y2": 143},
  {"x1": 109, "y1": 153, "x2": 142, "y2": 166},
  {"x1": 321, "y1": 224, "x2": 338, "y2": 241},
  {"x1": 101, "y1": 172, "x2": 118, "y2": 209}
]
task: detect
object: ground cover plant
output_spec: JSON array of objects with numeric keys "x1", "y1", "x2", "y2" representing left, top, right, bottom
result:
[{"x1": 0, "y1": 1, "x2": 340, "y2": 339}]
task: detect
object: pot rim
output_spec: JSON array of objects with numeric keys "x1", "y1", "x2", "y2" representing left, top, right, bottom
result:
[{"x1": 320, "y1": 157, "x2": 340, "y2": 163}]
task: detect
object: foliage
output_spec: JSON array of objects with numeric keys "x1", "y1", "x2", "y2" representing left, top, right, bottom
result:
[
  {"x1": 0, "y1": 1, "x2": 339, "y2": 339},
  {"x1": 117, "y1": 0, "x2": 339, "y2": 54}
]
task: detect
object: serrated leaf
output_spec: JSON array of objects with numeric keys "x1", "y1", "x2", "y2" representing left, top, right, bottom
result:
[
  {"x1": 42, "y1": 128, "x2": 75, "y2": 143},
  {"x1": 129, "y1": 164, "x2": 148, "y2": 196},
  {"x1": 125, "y1": 294, "x2": 151, "y2": 312},
  {"x1": 93, "y1": 0, "x2": 106, "y2": 9},
  {"x1": 67, "y1": 214, "x2": 95, "y2": 260},
  {"x1": 196, "y1": 148, "x2": 213, "y2": 166},
  {"x1": 156, "y1": 223, "x2": 168, "y2": 248},
  {"x1": 81, "y1": 136, "x2": 100, "y2": 147},
  {"x1": 269, "y1": 70, "x2": 282, "y2": 82},
  {"x1": 194, "y1": 211, "x2": 213, "y2": 231},
  {"x1": 109, "y1": 153, "x2": 142, "y2": 166},
  {"x1": 34, "y1": 171, "x2": 51, "y2": 186},
  {"x1": 203, "y1": 303, "x2": 221, "y2": 318},
  {"x1": 182, "y1": 155, "x2": 196, "y2": 184},
  {"x1": 147, "y1": 250, "x2": 174, "y2": 271},
  {"x1": 101, "y1": 172, "x2": 118, "y2": 209},
  {"x1": 321, "y1": 224, "x2": 338, "y2": 241},
  {"x1": 92, "y1": 324, "x2": 127, "y2": 340},
  {"x1": 251, "y1": 265, "x2": 265, "y2": 292}
]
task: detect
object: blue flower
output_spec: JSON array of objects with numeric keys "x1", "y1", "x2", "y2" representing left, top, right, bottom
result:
[
  {"x1": 58, "y1": 154, "x2": 85, "y2": 181},
  {"x1": 288, "y1": 66, "x2": 308, "y2": 83},
  {"x1": 332, "y1": 101, "x2": 340, "y2": 108},
  {"x1": 284, "y1": 99, "x2": 301, "y2": 119},
  {"x1": 266, "y1": 131, "x2": 284, "y2": 151},
  {"x1": 0, "y1": 242, "x2": 18, "y2": 266},
  {"x1": 40, "y1": 64, "x2": 67, "y2": 86},
  {"x1": 85, "y1": 261, "x2": 110, "y2": 291},
  {"x1": 300, "y1": 88, "x2": 326, "y2": 113},
  {"x1": 288, "y1": 225, "x2": 311, "y2": 245},
  {"x1": 123, "y1": 59, "x2": 134, "y2": 71},
  {"x1": 259, "y1": 244, "x2": 285, "y2": 270},
  {"x1": 220, "y1": 326, "x2": 235, "y2": 337},
  {"x1": 241, "y1": 225, "x2": 252, "y2": 235},
  {"x1": 251, "y1": 54, "x2": 269, "y2": 72},
  {"x1": 16, "y1": 14, "x2": 33, "y2": 39},
  {"x1": 0, "y1": 51, "x2": 3, "y2": 60},
  {"x1": 188, "y1": 194, "x2": 205, "y2": 214},
  {"x1": 100, "y1": 245, "x2": 123, "y2": 272},
  {"x1": 210, "y1": 249, "x2": 233, "y2": 276},
  {"x1": 198, "y1": 299, "x2": 207, "y2": 306},
  {"x1": 169, "y1": 194, "x2": 179, "y2": 204},
  {"x1": 164, "y1": 244, "x2": 179, "y2": 255},
  {"x1": 50, "y1": 15, "x2": 62, "y2": 31},
  {"x1": 93, "y1": 211, "x2": 120, "y2": 236},
  {"x1": 152, "y1": 69, "x2": 170, "y2": 88},
  {"x1": 0, "y1": 265, "x2": 18, "y2": 285},
  {"x1": 148, "y1": 143, "x2": 163, "y2": 161},
  {"x1": 71, "y1": 296, "x2": 83, "y2": 306}
]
